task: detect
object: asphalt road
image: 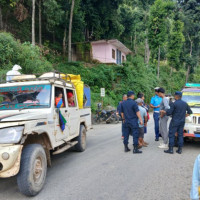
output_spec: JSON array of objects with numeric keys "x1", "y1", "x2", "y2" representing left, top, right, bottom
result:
[{"x1": 0, "y1": 117, "x2": 200, "y2": 200}]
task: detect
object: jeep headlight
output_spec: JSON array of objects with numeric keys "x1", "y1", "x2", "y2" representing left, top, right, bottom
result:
[
  {"x1": 0, "y1": 126, "x2": 24, "y2": 144},
  {"x1": 185, "y1": 116, "x2": 192, "y2": 123}
]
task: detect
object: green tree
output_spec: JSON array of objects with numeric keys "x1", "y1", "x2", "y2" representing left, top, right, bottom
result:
[
  {"x1": 81, "y1": 0, "x2": 123, "y2": 40},
  {"x1": 167, "y1": 19, "x2": 185, "y2": 71},
  {"x1": 43, "y1": 0, "x2": 64, "y2": 43},
  {"x1": 148, "y1": 0, "x2": 175, "y2": 78},
  {"x1": 0, "y1": 0, "x2": 17, "y2": 30},
  {"x1": 178, "y1": 0, "x2": 200, "y2": 82}
]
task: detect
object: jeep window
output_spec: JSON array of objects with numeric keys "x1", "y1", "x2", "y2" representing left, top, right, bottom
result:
[
  {"x1": 55, "y1": 87, "x2": 65, "y2": 108},
  {"x1": 0, "y1": 85, "x2": 51, "y2": 110},
  {"x1": 66, "y1": 89, "x2": 77, "y2": 107},
  {"x1": 182, "y1": 92, "x2": 200, "y2": 107}
]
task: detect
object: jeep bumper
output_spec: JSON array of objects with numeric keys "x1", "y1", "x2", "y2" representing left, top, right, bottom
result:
[{"x1": 0, "y1": 144, "x2": 23, "y2": 178}]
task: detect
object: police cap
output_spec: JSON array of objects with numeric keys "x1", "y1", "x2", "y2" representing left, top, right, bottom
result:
[
  {"x1": 175, "y1": 91, "x2": 182, "y2": 97},
  {"x1": 127, "y1": 91, "x2": 135, "y2": 97},
  {"x1": 154, "y1": 87, "x2": 160, "y2": 92}
]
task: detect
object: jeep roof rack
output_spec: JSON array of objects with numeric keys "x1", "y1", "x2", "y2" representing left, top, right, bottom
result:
[{"x1": 0, "y1": 70, "x2": 72, "y2": 84}]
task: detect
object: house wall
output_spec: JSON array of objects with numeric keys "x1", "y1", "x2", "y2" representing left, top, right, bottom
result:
[{"x1": 92, "y1": 43, "x2": 127, "y2": 64}]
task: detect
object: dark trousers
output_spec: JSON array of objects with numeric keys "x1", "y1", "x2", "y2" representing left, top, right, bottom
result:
[
  {"x1": 144, "y1": 126, "x2": 147, "y2": 134},
  {"x1": 122, "y1": 122, "x2": 125, "y2": 137},
  {"x1": 169, "y1": 122, "x2": 185, "y2": 147},
  {"x1": 153, "y1": 112, "x2": 160, "y2": 139},
  {"x1": 123, "y1": 122, "x2": 139, "y2": 146}
]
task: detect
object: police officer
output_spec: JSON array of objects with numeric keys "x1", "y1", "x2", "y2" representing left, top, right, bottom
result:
[
  {"x1": 121, "y1": 91, "x2": 143, "y2": 154},
  {"x1": 161, "y1": 91, "x2": 192, "y2": 154},
  {"x1": 150, "y1": 87, "x2": 162, "y2": 141}
]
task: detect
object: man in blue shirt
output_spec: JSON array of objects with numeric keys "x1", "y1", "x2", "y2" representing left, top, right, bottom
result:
[
  {"x1": 121, "y1": 91, "x2": 143, "y2": 154},
  {"x1": 150, "y1": 87, "x2": 162, "y2": 141},
  {"x1": 161, "y1": 91, "x2": 192, "y2": 154}
]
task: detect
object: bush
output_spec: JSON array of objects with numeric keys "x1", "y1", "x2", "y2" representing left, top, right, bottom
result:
[
  {"x1": 0, "y1": 32, "x2": 53, "y2": 78},
  {"x1": 55, "y1": 57, "x2": 158, "y2": 110},
  {"x1": 0, "y1": 32, "x2": 189, "y2": 112},
  {"x1": 55, "y1": 56, "x2": 189, "y2": 111}
]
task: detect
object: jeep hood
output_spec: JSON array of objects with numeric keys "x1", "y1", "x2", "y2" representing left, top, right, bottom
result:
[
  {"x1": 191, "y1": 108, "x2": 200, "y2": 114},
  {"x1": 0, "y1": 112, "x2": 47, "y2": 122}
]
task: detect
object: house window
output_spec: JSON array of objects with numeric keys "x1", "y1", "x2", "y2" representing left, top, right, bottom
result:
[
  {"x1": 122, "y1": 55, "x2": 125, "y2": 62},
  {"x1": 112, "y1": 49, "x2": 116, "y2": 59}
]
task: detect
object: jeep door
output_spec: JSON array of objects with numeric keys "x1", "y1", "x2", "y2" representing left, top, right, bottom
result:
[
  {"x1": 54, "y1": 86, "x2": 69, "y2": 141},
  {"x1": 66, "y1": 88, "x2": 80, "y2": 136}
]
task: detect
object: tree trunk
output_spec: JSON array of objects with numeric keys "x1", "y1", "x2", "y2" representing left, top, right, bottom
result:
[
  {"x1": 53, "y1": 31, "x2": 55, "y2": 44},
  {"x1": 85, "y1": 27, "x2": 89, "y2": 41},
  {"x1": 145, "y1": 34, "x2": 150, "y2": 65},
  {"x1": 134, "y1": 30, "x2": 137, "y2": 55},
  {"x1": 63, "y1": 27, "x2": 67, "y2": 56},
  {"x1": 186, "y1": 34, "x2": 193, "y2": 83},
  {"x1": 157, "y1": 45, "x2": 160, "y2": 78},
  {"x1": 185, "y1": 66, "x2": 191, "y2": 83},
  {"x1": 170, "y1": 66, "x2": 173, "y2": 76},
  {"x1": 0, "y1": 6, "x2": 3, "y2": 30},
  {"x1": 32, "y1": 0, "x2": 36, "y2": 46},
  {"x1": 68, "y1": 0, "x2": 75, "y2": 62},
  {"x1": 5, "y1": 10, "x2": 9, "y2": 31},
  {"x1": 130, "y1": 36, "x2": 133, "y2": 50},
  {"x1": 63, "y1": 11, "x2": 68, "y2": 56},
  {"x1": 38, "y1": 0, "x2": 42, "y2": 46}
]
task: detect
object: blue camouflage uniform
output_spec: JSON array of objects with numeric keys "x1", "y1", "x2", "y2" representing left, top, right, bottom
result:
[
  {"x1": 150, "y1": 95, "x2": 162, "y2": 139},
  {"x1": 121, "y1": 98, "x2": 139, "y2": 146},
  {"x1": 166, "y1": 98, "x2": 192, "y2": 147}
]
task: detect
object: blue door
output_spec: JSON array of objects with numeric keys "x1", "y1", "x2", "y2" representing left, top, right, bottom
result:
[{"x1": 116, "y1": 49, "x2": 122, "y2": 64}]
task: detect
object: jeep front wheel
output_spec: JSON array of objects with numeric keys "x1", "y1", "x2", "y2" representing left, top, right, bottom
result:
[{"x1": 17, "y1": 144, "x2": 47, "y2": 196}]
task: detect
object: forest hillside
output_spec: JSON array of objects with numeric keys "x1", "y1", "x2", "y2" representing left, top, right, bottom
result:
[{"x1": 0, "y1": 0, "x2": 200, "y2": 109}]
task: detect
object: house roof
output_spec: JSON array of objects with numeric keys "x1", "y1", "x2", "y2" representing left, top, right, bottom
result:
[{"x1": 91, "y1": 39, "x2": 132, "y2": 55}]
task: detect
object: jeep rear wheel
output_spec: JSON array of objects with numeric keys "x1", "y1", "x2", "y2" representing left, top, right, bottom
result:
[
  {"x1": 75, "y1": 125, "x2": 86, "y2": 152},
  {"x1": 17, "y1": 144, "x2": 47, "y2": 196}
]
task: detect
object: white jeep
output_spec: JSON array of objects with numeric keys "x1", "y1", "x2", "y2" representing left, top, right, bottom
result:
[{"x1": 0, "y1": 73, "x2": 92, "y2": 196}]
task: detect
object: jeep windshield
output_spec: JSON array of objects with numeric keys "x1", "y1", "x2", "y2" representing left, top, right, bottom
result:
[
  {"x1": 182, "y1": 92, "x2": 200, "y2": 107},
  {"x1": 0, "y1": 84, "x2": 51, "y2": 110}
]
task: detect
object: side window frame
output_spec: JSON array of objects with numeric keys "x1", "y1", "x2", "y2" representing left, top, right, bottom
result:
[
  {"x1": 66, "y1": 88, "x2": 78, "y2": 108},
  {"x1": 54, "y1": 86, "x2": 66, "y2": 108}
]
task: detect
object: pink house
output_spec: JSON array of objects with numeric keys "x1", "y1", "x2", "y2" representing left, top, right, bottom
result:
[
  {"x1": 72, "y1": 39, "x2": 132, "y2": 65},
  {"x1": 91, "y1": 39, "x2": 132, "y2": 64}
]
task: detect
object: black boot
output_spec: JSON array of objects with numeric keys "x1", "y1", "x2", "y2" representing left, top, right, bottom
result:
[
  {"x1": 124, "y1": 144, "x2": 130, "y2": 152},
  {"x1": 176, "y1": 147, "x2": 182, "y2": 154},
  {"x1": 164, "y1": 146, "x2": 173, "y2": 154},
  {"x1": 133, "y1": 145, "x2": 142, "y2": 154}
]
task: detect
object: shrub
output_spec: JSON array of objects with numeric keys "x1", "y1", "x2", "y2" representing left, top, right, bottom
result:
[{"x1": 0, "y1": 32, "x2": 53, "y2": 78}]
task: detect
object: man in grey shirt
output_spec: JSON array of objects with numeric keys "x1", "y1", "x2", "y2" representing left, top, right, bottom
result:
[{"x1": 157, "y1": 88, "x2": 170, "y2": 148}]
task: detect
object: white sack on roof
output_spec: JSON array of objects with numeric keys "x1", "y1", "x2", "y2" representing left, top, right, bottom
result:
[{"x1": 6, "y1": 65, "x2": 22, "y2": 82}]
